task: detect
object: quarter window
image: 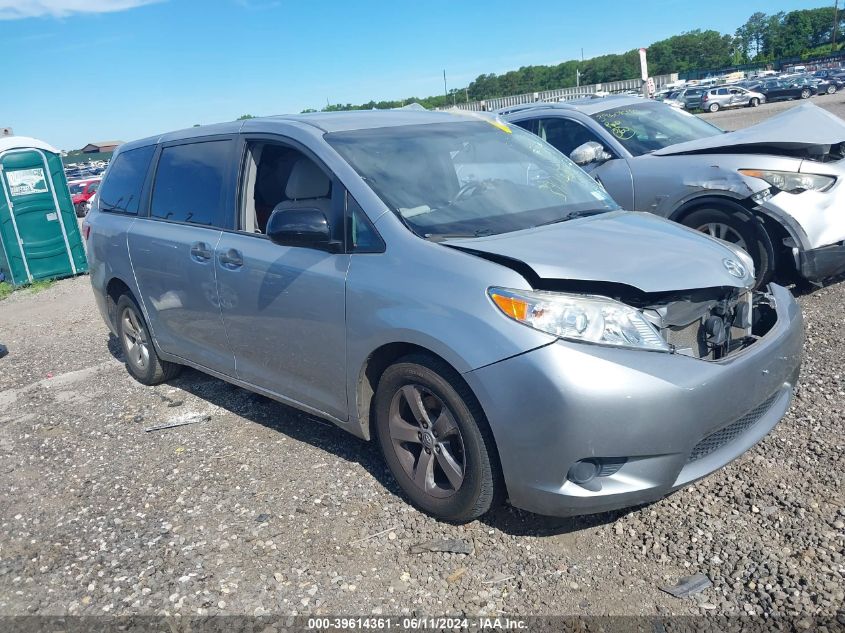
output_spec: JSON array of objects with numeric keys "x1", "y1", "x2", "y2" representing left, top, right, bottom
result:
[
  {"x1": 347, "y1": 194, "x2": 383, "y2": 253},
  {"x1": 98, "y1": 145, "x2": 155, "y2": 214},
  {"x1": 151, "y1": 140, "x2": 233, "y2": 227}
]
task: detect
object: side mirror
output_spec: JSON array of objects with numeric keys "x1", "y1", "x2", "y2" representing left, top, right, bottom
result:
[
  {"x1": 266, "y1": 207, "x2": 340, "y2": 251},
  {"x1": 570, "y1": 141, "x2": 611, "y2": 166}
]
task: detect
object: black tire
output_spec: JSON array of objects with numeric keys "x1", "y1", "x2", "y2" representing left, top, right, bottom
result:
[
  {"x1": 115, "y1": 294, "x2": 181, "y2": 385},
  {"x1": 708, "y1": 102, "x2": 720, "y2": 113},
  {"x1": 74, "y1": 202, "x2": 85, "y2": 217},
  {"x1": 374, "y1": 354, "x2": 501, "y2": 522},
  {"x1": 749, "y1": 97, "x2": 760, "y2": 107},
  {"x1": 827, "y1": 85, "x2": 837, "y2": 95},
  {"x1": 681, "y1": 206, "x2": 775, "y2": 288},
  {"x1": 800, "y1": 88, "x2": 811, "y2": 99}
]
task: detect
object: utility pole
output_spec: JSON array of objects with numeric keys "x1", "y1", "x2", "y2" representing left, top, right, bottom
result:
[
  {"x1": 465, "y1": 87, "x2": 469, "y2": 104},
  {"x1": 443, "y1": 70, "x2": 448, "y2": 103},
  {"x1": 834, "y1": 0, "x2": 840, "y2": 50}
]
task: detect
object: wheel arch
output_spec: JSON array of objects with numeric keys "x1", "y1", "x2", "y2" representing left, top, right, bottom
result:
[
  {"x1": 355, "y1": 341, "x2": 499, "y2": 456},
  {"x1": 105, "y1": 277, "x2": 134, "y2": 330}
]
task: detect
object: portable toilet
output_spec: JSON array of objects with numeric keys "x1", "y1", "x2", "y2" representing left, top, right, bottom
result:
[{"x1": 0, "y1": 136, "x2": 88, "y2": 285}]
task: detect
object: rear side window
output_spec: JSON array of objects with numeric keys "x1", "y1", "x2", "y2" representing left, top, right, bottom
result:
[
  {"x1": 98, "y1": 145, "x2": 154, "y2": 214},
  {"x1": 151, "y1": 140, "x2": 232, "y2": 227}
]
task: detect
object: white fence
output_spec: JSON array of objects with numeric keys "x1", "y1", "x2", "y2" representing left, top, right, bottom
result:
[{"x1": 446, "y1": 74, "x2": 678, "y2": 112}]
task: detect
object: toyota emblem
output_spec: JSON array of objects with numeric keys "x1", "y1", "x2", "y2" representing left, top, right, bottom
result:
[{"x1": 723, "y1": 258, "x2": 746, "y2": 278}]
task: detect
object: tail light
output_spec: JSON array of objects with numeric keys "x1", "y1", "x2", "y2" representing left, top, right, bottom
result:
[
  {"x1": 82, "y1": 223, "x2": 91, "y2": 241},
  {"x1": 702, "y1": 93, "x2": 709, "y2": 101}
]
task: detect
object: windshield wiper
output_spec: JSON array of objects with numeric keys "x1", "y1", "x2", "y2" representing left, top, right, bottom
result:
[{"x1": 535, "y1": 208, "x2": 611, "y2": 227}]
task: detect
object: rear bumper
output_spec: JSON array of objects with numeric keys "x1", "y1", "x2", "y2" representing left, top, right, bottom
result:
[{"x1": 465, "y1": 284, "x2": 803, "y2": 517}]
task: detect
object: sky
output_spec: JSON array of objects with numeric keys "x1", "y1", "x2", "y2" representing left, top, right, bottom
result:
[{"x1": 0, "y1": 0, "x2": 831, "y2": 150}]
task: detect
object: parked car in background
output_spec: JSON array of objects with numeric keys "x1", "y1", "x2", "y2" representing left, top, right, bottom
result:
[
  {"x1": 504, "y1": 98, "x2": 845, "y2": 286},
  {"x1": 753, "y1": 80, "x2": 817, "y2": 102},
  {"x1": 793, "y1": 74, "x2": 843, "y2": 95},
  {"x1": 677, "y1": 87, "x2": 705, "y2": 110},
  {"x1": 69, "y1": 178, "x2": 101, "y2": 216},
  {"x1": 700, "y1": 86, "x2": 764, "y2": 112},
  {"x1": 84, "y1": 110, "x2": 803, "y2": 522}
]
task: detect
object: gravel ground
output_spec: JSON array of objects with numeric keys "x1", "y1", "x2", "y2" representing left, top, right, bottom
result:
[
  {"x1": 0, "y1": 276, "x2": 842, "y2": 620},
  {"x1": 0, "y1": 103, "x2": 843, "y2": 621}
]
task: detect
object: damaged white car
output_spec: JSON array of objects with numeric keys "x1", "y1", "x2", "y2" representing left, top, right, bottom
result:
[{"x1": 505, "y1": 98, "x2": 845, "y2": 286}]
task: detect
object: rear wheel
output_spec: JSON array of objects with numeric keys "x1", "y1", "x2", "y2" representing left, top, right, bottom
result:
[
  {"x1": 708, "y1": 103, "x2": 720, "y2": 113},
  {"x1": 801, "y1": 88, "x2": 811, "y2": 99},
  {"x1": 827, "y1": 85, "x2": 837, "y2": 95},
  {"x1": 374, "y1": 354, "x2": 500, "y2": 522},
  {"x1": 116, "y1": 294, "x2": 181, "y2": 385},
  {"x1": 682, "y1": 207, "x2": 775, "y2": 287},
  {"x1": 749, "y1": 97, "x2": 760, "y2": 107}
]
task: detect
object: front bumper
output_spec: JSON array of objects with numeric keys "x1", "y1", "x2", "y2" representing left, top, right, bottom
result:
[
  {"x1": 758, "y1": 179, "x2": 845, "y2": 281},
  {"x1": 798, "y1": 242, "x2": 845, "y2": 282},
  {"x1": 465, "y1": 283, "x2": 803, "y2": 517}
]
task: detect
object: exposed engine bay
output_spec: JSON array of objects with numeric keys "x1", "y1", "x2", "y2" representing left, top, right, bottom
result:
[{"x1": 641, "y1": 287, "x2": 778, "y2": 360}]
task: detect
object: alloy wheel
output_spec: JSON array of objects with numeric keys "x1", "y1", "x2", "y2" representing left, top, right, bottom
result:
[
  {"x1": 387, "y1": 384, "x2": 465, "y2": 499},
  {"x1": 121, "y1": 307, "x2": 150, "y2": 370},
  {"x1": 696, "y1": 222, "x2": 748, "y2": 251}
]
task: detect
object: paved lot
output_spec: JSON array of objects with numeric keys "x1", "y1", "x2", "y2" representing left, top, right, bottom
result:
[{"x1": 0, "y1": 103, "x2": 843, "y2": 619}]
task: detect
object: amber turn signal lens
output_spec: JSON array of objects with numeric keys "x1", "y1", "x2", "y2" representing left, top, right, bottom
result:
[{"x1": 491, "y1": 292, "x2": 528, "y2": 321}]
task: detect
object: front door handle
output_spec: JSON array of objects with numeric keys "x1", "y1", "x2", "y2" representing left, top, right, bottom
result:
[
  {"x1": 190, "y1": 241, "x2": 212, "y2": 262},
  {"x1": 218, "y1": 248, "x2": 243, "y2": 269}
]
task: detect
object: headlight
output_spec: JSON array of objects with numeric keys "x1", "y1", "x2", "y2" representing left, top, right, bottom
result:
[
  {"x1": 739, "y1": 169, "x2": 835, "y2": 193},
  {"x1": 489, "y1": 288, "x2": 670, "y2": 352}
]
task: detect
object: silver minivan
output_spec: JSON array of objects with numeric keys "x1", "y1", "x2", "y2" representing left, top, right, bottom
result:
[{"x1": 85, "y1": 110, "x2": 803, "y2": 522}]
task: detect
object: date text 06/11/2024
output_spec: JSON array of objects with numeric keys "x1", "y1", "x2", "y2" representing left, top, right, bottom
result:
[{"x1": 306, "y1": 617, "x2": 528, "y2": 630}]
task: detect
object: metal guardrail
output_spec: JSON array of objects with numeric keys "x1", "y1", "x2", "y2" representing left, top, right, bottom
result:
[{"x1": 445, "y1": 74, "x2": 678, "y2": 112}]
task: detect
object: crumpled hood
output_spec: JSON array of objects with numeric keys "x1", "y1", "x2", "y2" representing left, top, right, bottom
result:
[
  {"x1": 445, "y1": 211, "x2": 753, "y2": 293},
  {"x1": 653, "y1": 102, "x2": 845, "y2": 157}
]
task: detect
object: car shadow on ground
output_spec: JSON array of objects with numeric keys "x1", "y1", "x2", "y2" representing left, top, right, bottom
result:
[{"x1": 107, "y1": 334, "x2": 642, "y2": 537}]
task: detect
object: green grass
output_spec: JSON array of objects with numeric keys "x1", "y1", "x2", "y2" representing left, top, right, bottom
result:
[
  {"x1": 0, "y1": 278, "x2": 55, "y2": 301},
  {"x1": 28, "y1": 279, "x2": 55, "y2": 293}
]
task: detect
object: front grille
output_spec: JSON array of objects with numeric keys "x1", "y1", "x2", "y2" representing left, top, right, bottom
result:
[{"x1": 687, "y1": 392, "x2": 780, "y2": 463}]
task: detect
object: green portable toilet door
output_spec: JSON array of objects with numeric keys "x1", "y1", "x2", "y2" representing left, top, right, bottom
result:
[{"x1": 0, "y1": 149, "x2": 79, "y2": 282}]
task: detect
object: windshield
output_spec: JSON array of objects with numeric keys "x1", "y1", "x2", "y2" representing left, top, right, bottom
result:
[
  {"x1": 326, "y1": 120, "x2": 619, "y2": 239},
  {"x1": 590, "y1": 103, "x2": 724, "y2": 156}
]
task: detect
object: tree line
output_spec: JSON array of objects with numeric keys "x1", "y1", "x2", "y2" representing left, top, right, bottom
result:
[{"x1": 302, "y1": 5, "x2": 843, "y2": 113}]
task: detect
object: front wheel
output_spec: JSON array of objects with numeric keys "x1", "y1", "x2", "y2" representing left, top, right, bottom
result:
[
  {"x1": 374, "y1": 355, "x2": 500, "y2": 522},
  {"x1": 828, "y1": 85, "x2": 837, "y2": 95},
  {"x1": 708, "y1": 103, "x2": 720, "y2": 113},
  {"x1": 682, "y1": 207, "x2": 775, "y2": 287},
  {"x1": 801, "y1": 89, "x2": 811, "y2": 99}
]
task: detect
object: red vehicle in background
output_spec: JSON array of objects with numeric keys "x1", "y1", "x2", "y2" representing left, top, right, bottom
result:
[{"x1": 69, "y1": 178, "x2": 101, "y2": 217}]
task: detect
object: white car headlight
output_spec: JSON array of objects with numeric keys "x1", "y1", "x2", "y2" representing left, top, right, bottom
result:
[
  {"x1": 489, "y1": 287, "x2": 670, "y2": 352},
  {"x1": 739, "y1": 169, "x2": 835, "y2": 193}
]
